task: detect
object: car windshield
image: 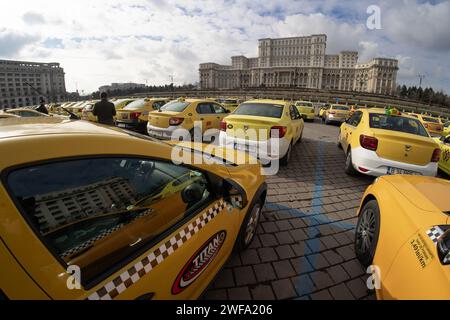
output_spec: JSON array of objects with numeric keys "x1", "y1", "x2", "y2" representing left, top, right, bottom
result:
[
  {"x1": 332, "y1": 105, "x2": 349, "y2": 111},
  {"x1": 124, "y1": 99, "x2": 147, "y2": 110},
  {"x1": 160, "y1": 101, "x2": 190, "y2": 112},
  {"x1": 369, "y1": 114, "x2": 429, "y2": 137},
  {"x1": 422, "y1": 116, "x2": 440, "y2": 123},
  {"x1": 233, "y1": 103, "x2": 284, "y2": 118}
]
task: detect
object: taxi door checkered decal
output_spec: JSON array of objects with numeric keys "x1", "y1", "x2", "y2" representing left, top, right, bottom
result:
[
  {"x1": 87, "y1": 200, "x2": 227, "y2": 300},
  {"x1": 426, "y1": 226, "x2": 450, "y2": 264}
]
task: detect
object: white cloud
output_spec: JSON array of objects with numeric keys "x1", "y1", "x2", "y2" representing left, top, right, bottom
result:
[{"x1": 0, "y1": 0, "x2": 449, "y2": 93}]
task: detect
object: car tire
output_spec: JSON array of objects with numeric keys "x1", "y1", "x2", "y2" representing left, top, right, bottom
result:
[
  {"x1": 280, "y1": 142, "x2": 292, "y2": 166},
  {"x1": 325, "y1": 117, "x2": 330, "y2": 125},
  {"x1": 345, "y1": 149, "x2": 358, "y2": 175},
  {"x1": 296, "y1": 130, "x2": 303, "y2": 144},
  {"x1": 355, "y1": 200, "x2": 381, "y2": 267},
  {"x1": 236, "y1": 199, "x2": 263, "y2": 251}
]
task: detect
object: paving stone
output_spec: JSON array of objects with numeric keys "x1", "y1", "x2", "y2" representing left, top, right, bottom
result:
[
  {"x1": 322, "y1": 250, "x2": 344, "y2": 265},
  {"x1": 276, "y1": 220, "x2": 293, "y2": 231},
  {"x1": 271, "y1": 279, "x2": 297, "y2": 300},
  {"x1": 336, "y1": 245, "x2": 356, "y2": 261},
  {"x1": 250, "y1": 284, "x2": 275, "y2": 300},
  {"x1": 261, "y1": 221, "x2": 279, "y2": 233},
  {"x1": 346, "y1": 278, "x2": 369, "y2": 299},
  {"x1": 240, "y1": 249, "x2": 261, "y2": 265},
  {"x1": 275, "y1": 245, "x2": 296, "y2": 259},
  {"x1": 253, "y1": 263, "x2": 277, "y2": 282},
  {"x1": 204, "y1": 289, "x2": 228, "y2": 300},
  {"x1": 310, "y1": 289, "x2": 333, "y2": 300},
  {"x1": 329, "y1": 283, "x2": 354, "y2": 300},
  {"x1": 225, "y1": 254, "x2": 242, "y2": 267},
  {"x1": 290, "y1": 257, "x2": 314, "y2": 275},
  {"x1": 273, "y1": 260, "x2": 296, "y2": 278},
  {"x1": 234, "y1": 266, "x2": 257, "y2": 286},
  {"x1": 309, "y1": 270, "x2": 334, "y2": 290},
  {"x1": 259, "y1": 234, "x2": 278, "y2": 247},
  {"x1": 291, "y1": 242, "x2": 312, "y2": 256},
  {"x1": 291, "y1": 274, "x2": 316, "y2": 296},
  {"x1": 289, "y1": 228, "x2": 308, "y2": 242},
  {"x1": 306, "y1": 253, "x2": 330, "y2": 270},
  {"x1": 257, "y1": 247, "x2": 278, "y2": 262},
  {"x1": 228, "y1": 287, "x2": 251, "y2": 300},
  {"x1": 342, "y1": 259, "x2": 365, "y2": 277},
  {"x1": 326, "y1": 264, "x2": 350, "y2": 283}
]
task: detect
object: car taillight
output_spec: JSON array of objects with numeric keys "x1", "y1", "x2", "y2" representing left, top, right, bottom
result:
[
  {"x1": 360, "y1": 135, "x2": 378, "y2": 151},
  {"x1": 431, "y1": 148, "x2": 441, "y2": 162},
  {"x1": 270, "y1": 126, "x2": 287, "y2": 138},
  {"x1": 169, "y1": 117, "x2": 184, "y2": 126},
  {"x1": 78, "y1": 108, "x2": 83, "y2": 113},
  {"x1": 220, "y1": 121, "x2": 227, "y2": 131},
  {"x1": 130, "y1": 112, "x2": 141, "y2": 120},
  {"x1": 424, "y1": 123, "x2": 428, "y2": 128},
  {"x1": 329, "y1": 111, "x2": 336, "y2": 115}
]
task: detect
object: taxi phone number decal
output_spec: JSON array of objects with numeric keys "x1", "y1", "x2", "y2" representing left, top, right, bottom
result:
[
  {"x1": 410, "y1": 233, "x2": 434, "y2": 269},
  {"x1": 172, "y1": 230, "x2": 226, "y2": 295}
]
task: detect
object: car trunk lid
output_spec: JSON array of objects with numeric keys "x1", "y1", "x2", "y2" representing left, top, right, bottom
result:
[
  {"x1": 372, "y1": 129, "x2": 438, "y2": 166},
  {"x1": 148, "y1": 111, "x2": 180, "y2": 128},
  {"x1": 223, "y1": 115, "x2": 282, "y2": 141}
]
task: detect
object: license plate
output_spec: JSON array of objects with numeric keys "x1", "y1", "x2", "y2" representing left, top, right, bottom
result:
[
  {"x1": 387, "y1": 167, "x2": 420, "y2": 175},
  {"x1": 117, "y1": 123, "x2": 126, "y2": 128},
  {"x1": 234, "y1": 143, "x2": 257, "y2": 153}
]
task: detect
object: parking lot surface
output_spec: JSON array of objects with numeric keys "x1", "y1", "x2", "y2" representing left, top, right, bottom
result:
[{"x1": 205, "y1": 120, "x2": 376, "y2": 300}]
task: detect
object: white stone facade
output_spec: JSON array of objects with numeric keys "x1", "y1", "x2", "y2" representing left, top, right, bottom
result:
[
  {"x1": 0, "y1": 60, "x2": 66, "y2": 109},
  {"x1": 199, "y1": 34, "x2": 398, "y2": 95}
]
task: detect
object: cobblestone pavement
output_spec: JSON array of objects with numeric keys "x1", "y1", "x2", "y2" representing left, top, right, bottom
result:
[{"x1": 205, "y1": 119, "x2": 377, "y2": 300}]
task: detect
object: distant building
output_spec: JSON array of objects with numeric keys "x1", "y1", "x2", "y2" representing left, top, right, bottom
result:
[
  {"x1": 0, "y1": 59, "x2": 66, "y2": 109},
  {"x1": 99, "y1": 82, "x2": 146, "y2": 92},
  {"x1": 199, "y1": 34, "x2": 399, "y2": 95}
]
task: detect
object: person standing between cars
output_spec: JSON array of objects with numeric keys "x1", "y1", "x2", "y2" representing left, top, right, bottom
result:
[
  {"x1": 36, "y1": 98, "x2": 49, "y2": 115},
  {"x1": 93, "y1": 92, "x2": 116, "y2": 125}
]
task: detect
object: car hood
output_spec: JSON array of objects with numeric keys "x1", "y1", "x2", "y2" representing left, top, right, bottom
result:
[{"x1": 382, "y1": 175, "x2": 450, "y2": 216}]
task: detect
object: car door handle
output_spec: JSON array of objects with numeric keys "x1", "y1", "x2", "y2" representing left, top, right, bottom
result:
[
  {"x1": 200, "y1": 118, "x2": 204, "y2": 120},
  {"x1": 129, "y1": 238, "x2": 142, "y2": 247}
]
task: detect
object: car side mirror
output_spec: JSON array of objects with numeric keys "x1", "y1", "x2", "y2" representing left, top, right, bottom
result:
[
  {"x1": 437, "y1": 229, "x2": 450, "y2": 265},
  {"x1": 223, "y1": 179, "x2": 248, "y2": 209},
  {"x1": 225, "y1": 109, "x2": 230, "y2": 113}
]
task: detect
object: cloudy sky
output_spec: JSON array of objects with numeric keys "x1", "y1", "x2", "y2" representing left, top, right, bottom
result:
[{"x1": 1, "y1": 0, "x2": 449, "y2": 94}]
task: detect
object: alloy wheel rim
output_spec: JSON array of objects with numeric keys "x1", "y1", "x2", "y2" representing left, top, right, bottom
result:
[
  {"x1": 245, "y1": 205, "x2": 261, "y2": 245},
  {"x1": 356, "y1": 208, "x2": 376, "y2": 253}
]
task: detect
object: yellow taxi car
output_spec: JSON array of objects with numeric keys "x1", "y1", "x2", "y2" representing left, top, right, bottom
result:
[
  {"x1": 318, "y1": 103, "x2": 330, "y2": 120},
  {"x1": 114, "y1": 98, "x2": 136, "y2": 110},
  {"x1": 417, "y1": 114, "x2": 444, "y2": 136},
  {"x1": 67, "y1": 101, "x2": 91, "y2": 118},
  {"x1": 219, "y1": 99, "x2": 304, "y2": 165},
  {"x1": 434, "y1": 135, "x2": 450, "y2": 176},
  {"x1": 221, "y1": 98, "x2": 242, "y2": 112},
  {"x1": 338, "y1": 108, "x2": 440, "y2": 177},
  {"x1": 0, "y1": 117, "x2": 267, "y2": 300},
  {"x1": 116, "y1": 98, "x2": 170, "y2": 133},
  {"x1": 147, "y1": 98, "x2": 229, "y2": 141},
  {"x1": 355, "y1": 175, "x2": 450, "y2": 299},
  {"x1": 81, "y1": 101, "x2": 99, "y2": 122},
  {"x1": 442, "y1": 121, "x2": 450, "y2": 136},
  {"x1": 6, "y1": 108, "x2": 50, "y2": 118},
  {"x1": 294, "y1": 101, "x2": 315, "y2": 122},
  {"x1": 323, "y1": 104, "x2": 350, "y2": 125}
]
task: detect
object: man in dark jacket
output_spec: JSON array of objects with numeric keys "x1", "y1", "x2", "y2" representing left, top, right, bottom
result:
[
  {"x1": 93, "y1": 92, "x2": 116, "y2": 125},
  {"x1": 36, "y1": 98, "x2": 49, "y2": 115}
]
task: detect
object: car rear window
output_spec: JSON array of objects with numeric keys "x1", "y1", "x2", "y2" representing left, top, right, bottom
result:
[
  {"x1": 233, "y1": 103, "x2": 284, "y2": 118},
  {"x1": 331, "y1": 105, "x2": 349, "y2": 111},
  {"x1": 422, "y1": 116, "x2": 440, "y2": 123},
  {"x1": 123, "y1": 99, "x2": 147, "y2": 110},
  {"x1": 369, "y1": 114, "x2": 429, "y2": 137},
  {"x1": 161, "y1": 101, "x2": 190, "y2": 112}
]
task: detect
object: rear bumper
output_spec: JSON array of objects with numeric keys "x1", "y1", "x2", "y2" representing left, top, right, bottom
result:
[
  {"x1": 116, "y1": 120, "x2": 147, "y2": 133},
  {"x1": 351, "y1": 146, "x2": 438, "y2": 177},
  {"x1": 301, "y1": 113, "x2": 315, "y2": 120},
  {"x1": 147, "y1": 123, "x2": 185, "y2": 140},
  {"x1": 327, "y1": 114, "x2": 346, "y2": 123},
  {"x1": 219, "y1": 132, "x2": 290, "y2": 161}
]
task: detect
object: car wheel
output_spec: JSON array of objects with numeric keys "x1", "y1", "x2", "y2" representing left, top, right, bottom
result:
[
  {"x1": 280, "y1": 142, "x2": 292, "y2": 166},
  {"x1": 345, "y1": 149, "x2": 358, "y2": 175},
  {"x1": 296, "y1": 130, "x2": 303, "y2": 144},
  {"x1": 325, "y1": 117, "x2": 330, "y2": 125},
  {"x1": 355, "y1": 200, "x2": 381, "y2": 267},
  {"x1": 236, "y1": 200, "x2": 263, "y2": 251}
]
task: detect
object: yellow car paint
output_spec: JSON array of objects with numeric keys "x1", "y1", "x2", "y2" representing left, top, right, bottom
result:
[
  {"x1": 357, "y1": 175, "x2": 450, "y2": 299},
  {"x1": 0, "y1": 118, "x2": 266, "y2": 300},
  {"x1": 434, "y1": 135, "x2": 450, "y2": 176},
  {"x1": 294, "y1": 101, "x2": 315, "y2": 121}
]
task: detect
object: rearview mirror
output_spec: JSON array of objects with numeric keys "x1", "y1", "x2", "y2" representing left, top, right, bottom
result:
[{"x1": 223, "y1": 179, "x2": 248, "y2": 209}]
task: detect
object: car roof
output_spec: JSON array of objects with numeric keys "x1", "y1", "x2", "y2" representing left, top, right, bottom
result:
[
  {"x1": 6, "y1": 108, "x2": 40, "y2": 112},
  {"x1": 0, "y1": 118, "x2": 129, "y2": 140},
  {"x1": 243, "y1": 99, "x2": 288, "y2": 105}
]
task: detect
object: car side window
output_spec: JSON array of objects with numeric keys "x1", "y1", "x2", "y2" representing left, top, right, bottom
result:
[
  {"x1": 197, "y1": 103, "x2": 214, "y2": 114},
  {"x1": 347, "y1": 112, "x2": 362, "y2": 127},
  {"x1": 289, "y1": 105, "x2": 300, "y2": 120},
  {"x1": 211, "y1": 103, "x2": 227, "y2": 114},
  {"x1": 6, "y1": 157, "x2": 212, "y2": 286}
]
